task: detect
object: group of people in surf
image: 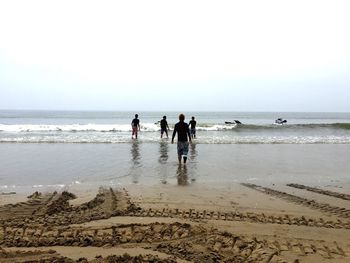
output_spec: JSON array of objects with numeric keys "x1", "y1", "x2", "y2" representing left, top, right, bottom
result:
[
  {"x1": 131, "y1": 114, "x2": 197, "y2": 164},
  {"x1": 131, "y1": 114, "x2": 287, "y2": 163},
  {"x1": 131, "y1": 114, "x2": 197, "y2": 140}
]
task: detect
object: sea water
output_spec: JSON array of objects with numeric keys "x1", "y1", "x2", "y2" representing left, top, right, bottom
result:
[
  {"x1": 0, "y1": 110, "x2": 350, "y2": 193},
  {"x1": 1, "y1": 110, "x2": 350, "y2": 144}
]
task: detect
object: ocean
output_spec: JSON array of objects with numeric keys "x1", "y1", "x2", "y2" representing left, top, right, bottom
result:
[
  {"x1": 1, "y1": 110, "x2": 350, "y2": 193},
  {"x1": 1, "y1": 110, "x2": 350, "y2": 144}
]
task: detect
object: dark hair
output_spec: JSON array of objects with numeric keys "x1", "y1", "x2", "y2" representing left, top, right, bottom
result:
[
  {"x1": 179, "y1": 114, "x2": 185, "y2": 121},
  {"x1": 192, "y1": 116, "x2": 195, "y2": 119},
  {"x1": 135, "y1": 114, "x2": 138, "y2": 118},
  {"x1": 163, "y1": 116, "x2": 166, "y2": 119}
]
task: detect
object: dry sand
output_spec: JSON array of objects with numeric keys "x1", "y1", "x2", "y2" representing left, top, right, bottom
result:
[{"x1": 1, "y1": 181, "x2": 350, "y2": 262}]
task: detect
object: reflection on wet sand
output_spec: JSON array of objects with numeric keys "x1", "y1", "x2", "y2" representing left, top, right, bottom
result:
[
  {"x1": 158, "y1": 141, "x2": 169, "y2": 164},
  {"x1": 189, "y1": 143, "x2": 197, "y2": 162},
  {"x1": 158, "y1": 141, "x2": 169, "y2": 184},
  {"x1": 188, "y1": 143, "x2": 198, "y2": 183},
  {"x1": 130, "y1": 141, "x2": 141, "y2": 183},
  {"x1": 176, "y1": 164, "x2": 188, "y2": 185},
  {"x1": 176, "y1": 143, "x2": 198, "y2": 185},
  {"x1": 128, "y1": 141, "x2": 198, "y2": 186}
]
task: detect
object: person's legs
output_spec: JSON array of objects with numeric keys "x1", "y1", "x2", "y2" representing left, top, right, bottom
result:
[
  {"x1": 182, "y1": 142, "x2": 189, "y2": 164},
  {"x1": 177, "y1": 142, "x2": 184, "y2": 163},
  {"x1": 191, "y1": 129, "x2": 196, "y2": 139}
]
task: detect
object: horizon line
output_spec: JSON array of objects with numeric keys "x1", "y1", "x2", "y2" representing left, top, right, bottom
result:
[{"x1": 1, "y1": 109, "x2": 350, "y2": 114}]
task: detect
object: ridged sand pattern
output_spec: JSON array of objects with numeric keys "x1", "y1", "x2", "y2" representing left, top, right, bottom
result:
[{"x1": 0, "y1": 188, "x2": 348, "y2": 262}]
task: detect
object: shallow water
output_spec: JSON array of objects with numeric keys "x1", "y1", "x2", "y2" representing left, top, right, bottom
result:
[
  {"x1": 1, "y1": 142, "x2": 349, "y2": 193},
  {"x1": 1, "y1": 110, "x2": 349, "y2": 193}
]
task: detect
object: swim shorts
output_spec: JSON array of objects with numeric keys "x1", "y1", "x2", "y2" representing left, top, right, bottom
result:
[{"x1": 177, "y1": 141, "x2": 189, "y2": 156}]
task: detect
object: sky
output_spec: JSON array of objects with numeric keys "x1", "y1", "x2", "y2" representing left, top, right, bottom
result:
[{"x1": 0, "y1": 0, "x2": 349, "y2": 112}]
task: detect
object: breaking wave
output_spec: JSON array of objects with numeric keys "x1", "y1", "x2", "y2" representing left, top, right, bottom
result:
[
  {"x1": 1, "y1": 122, "x2": 349, "y2": 144},
  {"x1": 1, "y1": 122, "x2": 350, "y2": 133}
]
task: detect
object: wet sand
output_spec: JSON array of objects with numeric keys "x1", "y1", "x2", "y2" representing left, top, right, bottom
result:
[{"x1": 1, "y1": 181, "x2": 350, "y2": 262}]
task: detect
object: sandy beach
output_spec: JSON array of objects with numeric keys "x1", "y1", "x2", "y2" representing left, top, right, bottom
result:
[
  {"x1": 1, "y1": 180, "x2": 350, "y2": 262},
  {"x1": 1, "y1": 113, "x2": 350, "y2": 262},
  {"x1": 2, "y1": 0, "x2": 350, "y2": 260}
]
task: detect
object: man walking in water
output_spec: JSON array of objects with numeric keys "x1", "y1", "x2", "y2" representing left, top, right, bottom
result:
[
  {"x1": 171, "y1": 114, "x2": 192, "y2": 164},
  {"x1": 131, "y1": 114, "x2": 140, "y2": 139},
  {"x1": 160, "y1": 115, "x2": 170, "y2": 138},
  {"x1": 189, "y1": 116, "x2": 197, "y2": 139}
]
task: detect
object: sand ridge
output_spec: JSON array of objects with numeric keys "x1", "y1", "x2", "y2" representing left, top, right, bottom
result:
[{"x1": 0, "y1": 183, "x2": 349, "y2": 262}]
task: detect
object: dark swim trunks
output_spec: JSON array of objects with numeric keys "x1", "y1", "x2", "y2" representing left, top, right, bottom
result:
[{"x1": 177, "y1": 141, "x2": 189, "y2": 156}]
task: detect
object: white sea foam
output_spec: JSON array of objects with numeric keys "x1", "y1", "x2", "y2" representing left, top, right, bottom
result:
[
  {"x1": 0, "y1": 134, "x2": 350, "y2": 144},
  {"x1": 1, "y1": 122, "x2": 350, "y2": 133},
  {"x1": 1, "y1": 119, "x2": 350, "y2": 144},
  {"x1": 0, "y1": 123, "x2": 133, "y2": 132},
  {"x1": 0, "y1": 123, "x2": 283, "y2": 133}
]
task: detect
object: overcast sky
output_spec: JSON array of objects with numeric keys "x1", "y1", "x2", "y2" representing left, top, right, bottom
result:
[{"x1": 0, "y1": 0, "x2": 349, "y2": 112}]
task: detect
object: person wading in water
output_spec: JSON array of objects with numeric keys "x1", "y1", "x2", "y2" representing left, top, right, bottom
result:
[{"x1": 171, "y1": 113, "x2": 192, "y2": 164}]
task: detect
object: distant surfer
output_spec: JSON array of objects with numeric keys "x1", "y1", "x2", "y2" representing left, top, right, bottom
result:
[
  {"x1": 225, "y1": 120, "x2": 242, "y2": 125},
  {"x1": 172, "y1": 114, "x2": 192, "y2": 164},
  {"x1": 275, "y1": 118, "x2": 287, "y2": 124},
  {"x1": 189, "y1": 116, "x2": 197, "y2": 139},
  {"x1": 160, "y1": 116, "x2": 170, "y2": 138},
  {"x1": 131, "y1": 114, "x2": 140, "y2": 139}
]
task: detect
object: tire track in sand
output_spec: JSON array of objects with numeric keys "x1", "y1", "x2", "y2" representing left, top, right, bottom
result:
[
  {"x1": 0, "y1": 222, "x2": 346, "y2": 262},
  {"x1": 242, "y1": 183, "x2": 350, "y2": 219},
  {"x1": 0, "y1": 189, "x2": 349, "y2": 262},
  {"x1": 287, "y1": 183, "x2": 350, "y2": 201},
  {"x1": 1, "y1": 188, "x2": 350, "y2": 230},
  {"x1": 126, "y1": 207, "x2": 350, "y2": 230},
  {"x1": 0, "y1": 248, "x2": 178, "y2": 263}
]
